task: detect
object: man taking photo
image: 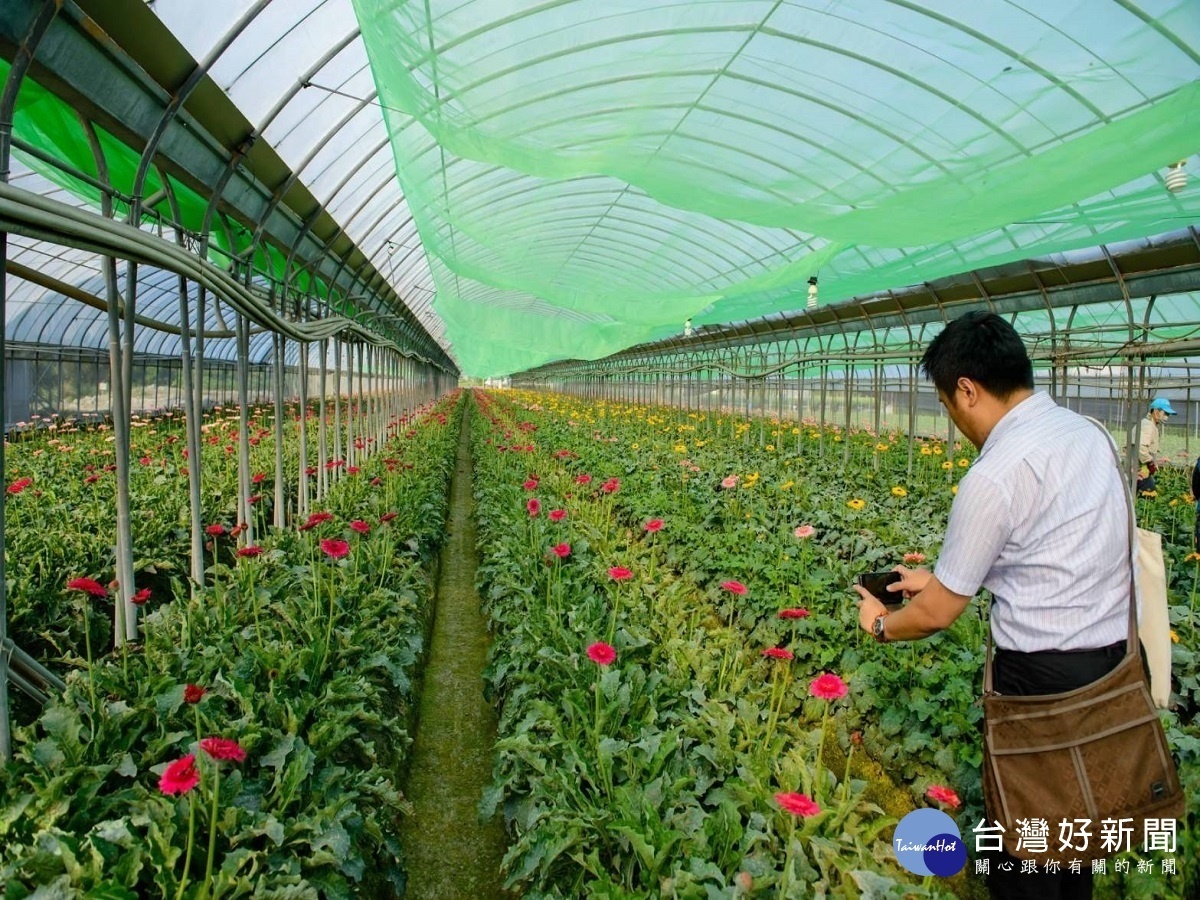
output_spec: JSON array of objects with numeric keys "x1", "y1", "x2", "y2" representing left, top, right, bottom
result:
[{"x1": 853, "y1": 311, "x2": 1132, "y2": 900}]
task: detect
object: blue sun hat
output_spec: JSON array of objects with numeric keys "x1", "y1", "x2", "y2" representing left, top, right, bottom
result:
[{"x1": 1150, "y1": 398, "x2": 1177, "y2": 415}]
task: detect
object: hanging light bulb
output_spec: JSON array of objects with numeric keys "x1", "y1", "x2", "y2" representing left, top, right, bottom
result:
[
  {"x1": 1165, "y1": 160, "x2": 1187, "y2": 193},
  {"x1": 807, "y1": 276, "x2": 819, "y2": 308}
]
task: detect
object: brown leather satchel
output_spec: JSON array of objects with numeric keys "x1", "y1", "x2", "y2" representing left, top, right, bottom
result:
[{"x1": 980, "y1": 436, "x2": 1184, "y2": 862}]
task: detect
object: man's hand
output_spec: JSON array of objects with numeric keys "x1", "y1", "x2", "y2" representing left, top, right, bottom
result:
[
  {"x1": 853, "y1": 569, "x2": 972, "y2": 642},
  {"x1": 855, "y1": 588, "x2": 887, "y2": 635},
  {"x1": 890, "y1": 565, "x2": 932, "y2": 598}
]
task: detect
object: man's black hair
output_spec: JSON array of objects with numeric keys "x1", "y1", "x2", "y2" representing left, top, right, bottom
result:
[{"x1": 919, "y1": 311, "x2": 1034, "y2": 400}]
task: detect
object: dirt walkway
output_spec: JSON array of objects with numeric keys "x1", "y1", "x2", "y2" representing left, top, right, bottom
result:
[{"x1": 399, "y1": 404, "x2": 507, "y2": 898}]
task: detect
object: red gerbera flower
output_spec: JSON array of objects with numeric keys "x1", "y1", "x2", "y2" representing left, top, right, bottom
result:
[
  {"x1": 600, "y1": 478, "x2": 620, "y2": 494},
  {"x1": 251, "y1": 472, "x2": 266, "y2": 484},
  {"x1": 527, "y1": 498, "x2": 541, "y2": 517},
  {"x1": 809, "y1": 673, "x2": 849, "y2": 701},
  {"x1": 237, "y1": 545, "x2": 264, "y2": 558},
  {"x1": 548, "y1": 509, "x2": 567, "y2": 522},
  {"x1": 320, "y1": 538, "x2": 350, "y2": 560},
  {"x1": 775, "y1": 792, "x2": 821, "y2": 817},
  {"x1": 608, "y1": 566, "x2": 633, "y2": 581},
  {"x1": 778, "y1": 608, "x2": 809, "y2": 619},
  {"x1": 349, "y1": 519, "x2": 371, "y2": 535},
  {"x1": 205, "y1": 523, "x2": 226, "y2": 537},
  {"x1": 66, "y1": 577, "x2": 107, "y2": 598},
  {"x1": 523, "y1": 478, "x2": 539, "y2": 491},
  {"x1": 926, "y1": 785, "x2": 961, "y2": 809},
  {"x1": 199, "y1": 737, "x2": 247, "y2": 763},
  {"x1": 575, "y1": 474, "x2": 592, "y2": 485},
  {"x1": 183, "y1": 684, "x2": 206, "y2": 704},
  {"x1": 132, "y1": 588, "x2": 152, "y2": 605},
  {"x1": 644, "y1": 519, "x2": 664, "y2": 532},
  {"x1": 721, "y1": 580, "x2": 748, "y2": 595},
  {"x1": 762, "y1": 647, "x2": 794, "y2": 660},
  {"x1": 586, "y1": 642, "x2": 617, "y2": 665},
  {"x1": 6, "y1": 477, "x2": 33, "y2": 495},
  {"x1": 159, "y1": 754, "x2": 200, "y2": 795},
  {"x1": 380, "y1": 512, "x2": 399, "y2": 523},
  {"x1": 552, "y1": 542, "x2": 571, "y2": 559}
]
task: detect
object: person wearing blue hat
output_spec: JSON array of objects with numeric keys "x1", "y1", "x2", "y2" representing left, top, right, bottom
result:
[{"x1": 1137, "y1": 397, "x2": 1176, "y2": 494}]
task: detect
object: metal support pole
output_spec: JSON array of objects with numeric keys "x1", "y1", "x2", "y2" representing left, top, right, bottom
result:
[
  {"x1": 273, "y1": 331, "x2": 286, "y2": 530},
  {"x1": 236, "y1": 312, "x2": 252, "y2": 545},
  {"x1": 333, "y1": 339, "x2": 343, "y2": 470},
  {"x1": 318, "y1": 339, "x2": 328, "y2": 499}
]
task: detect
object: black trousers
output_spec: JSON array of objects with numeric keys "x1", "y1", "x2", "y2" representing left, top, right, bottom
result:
[{"x1": 984, "y1": 640, "x2": 1131, "y2": 900}]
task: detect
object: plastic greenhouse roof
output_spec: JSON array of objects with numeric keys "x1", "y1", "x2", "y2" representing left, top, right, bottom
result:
[
  {"x1": 2, "y1": 0, "x2": 1199, "y2": 377},
  {"x1": 1, "y1": 0, "x2": 454, "y2": 371}
]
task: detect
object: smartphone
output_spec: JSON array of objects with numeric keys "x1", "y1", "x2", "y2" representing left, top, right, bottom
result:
[{"x1": 857, "y1": 571, "x2": 905, "y2": 609}]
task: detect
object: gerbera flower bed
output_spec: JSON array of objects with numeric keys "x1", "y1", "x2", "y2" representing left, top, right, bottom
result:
[{"x1": 0, "y1": 393, "x2": 462, "y2": 896}]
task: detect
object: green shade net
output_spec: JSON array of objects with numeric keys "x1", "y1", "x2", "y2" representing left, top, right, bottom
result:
[
  {"x1": 353, "y1": 0, "x2": 1200, "y2": 376},
  {"x1": 1, "y1": 59, "x2": 333, "y2": 302}
]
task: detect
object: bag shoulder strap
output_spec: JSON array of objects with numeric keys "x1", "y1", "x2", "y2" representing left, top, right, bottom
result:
[{"x1": 983, "y1": 417, "x2": 1139, "y2": 695}]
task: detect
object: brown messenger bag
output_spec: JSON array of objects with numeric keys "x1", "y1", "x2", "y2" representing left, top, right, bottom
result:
[{"x1": 980, "y1": 430, "x2": 1184, "y2": 862}]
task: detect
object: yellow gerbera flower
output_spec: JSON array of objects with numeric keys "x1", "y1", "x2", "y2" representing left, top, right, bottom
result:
[
  {"x1": 891, "y1": 486, "x2": 908, "y2": 497},
  {"x1": 941, "y1": 461, "x2": 954, "y2": 470},
  {"x1": 1170, "y1": 630, "x2": 1179, "y2": 644},
  {"x1": 951, "y1": 485, "x2": 958, "y2": 495},
  {"x1": 920, "y1": 446, "x2": 932, "y2": 456},
  {"x1": 876, "y1": 443, "x2": 889, "y2": 452},
  {"x1": 847, "y1": 498, "x2": 866, "y2": 511},
  {"x1": 957, "y1": 458, "x2": 970, "y2": 468}
]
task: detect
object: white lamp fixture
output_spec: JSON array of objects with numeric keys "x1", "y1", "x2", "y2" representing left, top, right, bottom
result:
[
  {"x1": 806, "y1": 276, "x2": 819, "y2": 308},
  {"x1": 1165, "y1": 160, "x2": 1187, "y2": 193}
]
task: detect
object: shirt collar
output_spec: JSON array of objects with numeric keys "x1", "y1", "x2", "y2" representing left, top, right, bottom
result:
[{"x1": 978, "y1": 391, "x2": 1054, "y2": 460}]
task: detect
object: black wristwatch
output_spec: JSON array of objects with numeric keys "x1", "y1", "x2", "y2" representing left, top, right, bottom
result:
[{"x1": 872, "y1": 613, "x2": 889, "y2": 644}]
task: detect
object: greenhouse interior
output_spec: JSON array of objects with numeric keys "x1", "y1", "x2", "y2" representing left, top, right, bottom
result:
[{"x1": 0, "y1": 0, "x2": 1198, "y2": 897}]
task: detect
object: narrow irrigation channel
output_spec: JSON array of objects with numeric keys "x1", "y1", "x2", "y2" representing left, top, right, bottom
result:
[{"x1": 399, "y1": 404, "x2": 508, "y2": 898}]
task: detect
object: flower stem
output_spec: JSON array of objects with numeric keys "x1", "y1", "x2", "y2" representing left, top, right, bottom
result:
[
  {"x1": 780, "y1": 815, "x2": 796, "y2": 895},
  {"x1": 175, "y1": 793, "x2": 197, "y2": 900},
  {"x1": 814, "y1": 703, "x2": 830, "y2": 801},
  {"x1": 202, "y1": 764, "x2": 221, "y2": 899},
  {"x1": 82, "y1": 600, "x2": 97, "y2": 741}
]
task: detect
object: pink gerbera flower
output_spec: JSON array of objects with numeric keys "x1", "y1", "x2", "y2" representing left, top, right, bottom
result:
[
  {"x1": 609, "y1": 566, "x2": 633, "y2": 581},
  {"x1": 66, "y1": 577, "x2": 107, "y2": 598},
  {"x1": 320, "y1": 538, "x2": 350, "y2": 560},
  {"x1": 775, "y1": 792, "x2": 820, "y2": 817},
  {"x1": 159, "y1": 754, "x2": 200, "y2": 795},
  {"x1": 586, "y1": 642, "x2": 617, "y2": 665},
  {"x1": 809, "y1": 673, "x2": 849, "y2": 701},
  {"x1": 199, "y1": 737, "x2": 247, "y2": 763},
  {"x1": 762, "y1": 647, "x2": 794, "y2": 660},
  {"x1": 926, "y1": 785, "x2": 961, "y2": 809},
  {"x1": 778, "y1": 608, "x2": 809, "y2": 620},
  {"x1": 721, "y1": 580, "x2": 747, "y2": 595}
]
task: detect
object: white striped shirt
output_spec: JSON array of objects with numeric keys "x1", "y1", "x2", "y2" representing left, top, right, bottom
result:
[{"x1": 934, "y1": 391, "x2": 1132, "y2": 652}]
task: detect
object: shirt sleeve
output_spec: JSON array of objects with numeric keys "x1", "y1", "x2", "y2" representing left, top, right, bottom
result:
[
  {"x1": 1138, "y1": 419, "x2": 1153, "y2": 464},
  {"x1": 934, "y1": 473, "x2": 1014, "y2": 598}
]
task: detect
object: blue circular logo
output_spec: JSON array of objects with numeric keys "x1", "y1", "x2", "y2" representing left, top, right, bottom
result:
[{"x1": 892, "y1": 809, "x2": 967, "y2": 877}]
